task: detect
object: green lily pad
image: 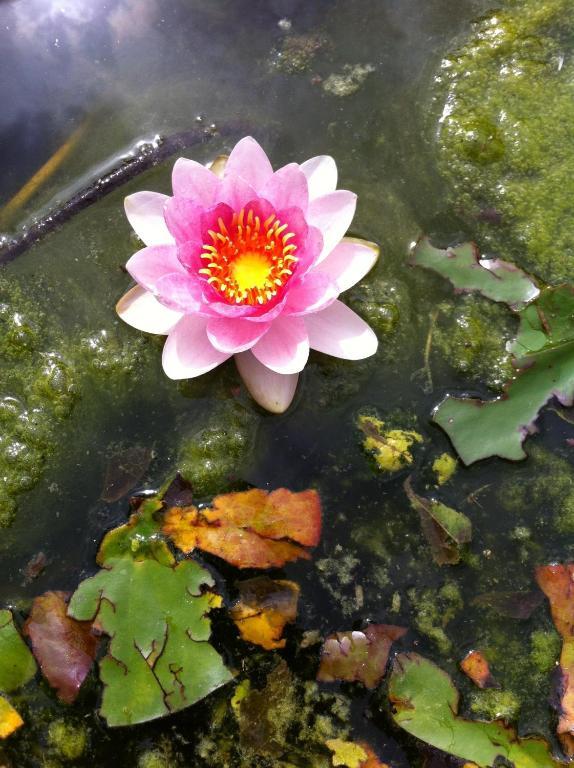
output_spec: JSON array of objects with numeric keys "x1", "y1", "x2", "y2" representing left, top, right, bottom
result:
[
  {"x1": 96, "y1": 497, "x2": 170, "y2": 566},
  {"x1": 0, "y1": 610, "x2": 36, "y2": 693},
  {"x1": 388, "y1": 652, "x2": 562, "y2": 767},
  {"x1": 410, "y1": 238, "x2": 539, "y2": 309},
  {"x1": 434, "y1": 286, "x2": 574, "y2": 464}
]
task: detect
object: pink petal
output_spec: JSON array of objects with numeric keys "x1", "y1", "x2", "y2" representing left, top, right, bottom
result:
[
  {"x1": 155, "y1": 273, "x2": 205, "y2": 313},
  {"x1": 283, "y1": 272, "x2": 339, "y2": 316},
  {"x1": 312, "y1": 237, "x2": 379, "y2": 293},
  {"x1": 124, "y1": 192, "x2": 173, "y2": 246},
  {"x1": 164, "y1": 197, "x2": 204, "y2": 243},
  {"x1": 116, "y1": 285, "x2": 182, "y2": 335},
  {"x1": 171, "y1": 158, "x2": 220, "y2": 205},
  {"x1": 224, "y1": 136, "x2": 274, "y2": 191},
  {"x1": 218, "y1": 175, "x2": 259, "y2": 211},
  {"x1": 162, "y1": 316, "x2": 230, "y2": 379},
  {"x1": 235, "y1": 351, "x2": 298, "y2": 413},
  {"x1": 252, "y1": 316, "x2": 309, "y2": 374},
  {"x1": 307, "y1": 190, "x2": 357, "y2": 263},
  {"x1": 299, "y1": 156, "x2": 337, "y2": 200},
  {"x1": 261, "y1": 164, "x2": 309, "y2": 211},
  {"x1": 207, "y1": 317, "x2": 271, "y2": 353},
  {"x1": 125, "y1": 244, "x2": 186, "y2": 293},
  {"x1": 305, "y1": 300, "x2": 378, "y2": 359}
]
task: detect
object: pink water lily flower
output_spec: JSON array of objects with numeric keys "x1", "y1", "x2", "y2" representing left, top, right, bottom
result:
[{"x1": 116, "y1": 137, "x2": 379, "y2": 412}]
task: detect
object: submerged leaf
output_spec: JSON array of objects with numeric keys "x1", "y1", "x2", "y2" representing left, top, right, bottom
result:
[
  {"x1": 230, "y1": 577, "x2": 299, "y2": 650},
  {"x1": 163, "y1": 487, "x2": 321, "y2": 569},
  {"x1": 435, "y1": 286, "x2": 574, "y2": 464},
  {"x1": 404, "y1": 478, "x2": 471, "y2": 565},
  {"x1": 326, "y1": 738, "x2": 390, "y2": 767},
  {"x1": 410, "y1": 238, "x2": 539, "y2": 309},
  {"x1": 0, "y1": 610, "x2": 36, "y2": 693},
  {"x1": 471, "y1": 590, "x2": 544, "y2": 620},
  {"x1": 459, "y1": 650, "x2": 498, "y2": 690},
  {"x1": 317, "y1": 624, "x2": 406, "y2": 689},
  {"x1": 0, "y1": 695, "x2": 23, "y2": 739},
  {"x1": 23, "y1": 591, "x2": 98, "y2": 704},
  {"x1": 358, "y1": 415, "x2": 423, "y2": 473},
  {"x1": 389, "y1": 652, "x2": 562, "y2": 767},
  {"x1": 100, "y1": 444, "x2": 153, "y2": 503}
]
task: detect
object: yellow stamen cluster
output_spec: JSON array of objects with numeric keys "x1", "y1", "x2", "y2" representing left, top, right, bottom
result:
[{"x1": 198, "y1": 207, "x2": 298, "y2": 305}]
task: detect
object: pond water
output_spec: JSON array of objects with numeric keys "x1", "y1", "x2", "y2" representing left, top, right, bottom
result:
[{"x1": 1, "y1": 0, "x2": 574, "y2": 765}]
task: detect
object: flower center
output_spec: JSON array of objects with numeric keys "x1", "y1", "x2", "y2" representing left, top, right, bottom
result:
[{"x1": 198, "y1": 207, "x2": 298, "y2": 305}]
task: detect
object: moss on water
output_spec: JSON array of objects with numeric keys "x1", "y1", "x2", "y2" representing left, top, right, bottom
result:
[
  {"x1": 435, "y1": 0, "x2": 574, "y2": 282},
  {"x1": 469, "y1": 688, "x2": 521, "y2": 723},
  {"x1": 47, "y1": 720, "x2": 88, "y2": 761}
]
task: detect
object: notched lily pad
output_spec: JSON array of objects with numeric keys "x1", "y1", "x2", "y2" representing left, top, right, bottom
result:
[
  {"x1": 230, "y1": 576, "x2": 299, "y2": 650},
  {"x1": 97, "y1": 497, "x2": 169, "y2": 566},
  {"x1": 0, "y1": 609, "x2": 36, "y2": 693}
]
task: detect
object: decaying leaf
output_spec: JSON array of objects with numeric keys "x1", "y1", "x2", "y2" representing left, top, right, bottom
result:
[
  {"x1": 0, "y1": 610, "x2": 36, "y2": 693},
  {"x1": 535, "y1": 563, "x2": 574, "y2": 756},
  {"x1": 460, "y1": 650, "x2": 498, "y2": 690},
  {"x1": 410, "y1": 238, "x2": 539, "y2": 309},
  {"x1": 358, "y1": 415, "x2": 423, "y2": 473},
  {"x1": 100, "y1": 444, "x2": 153, "y2": 503},
  {"x1": 404, "y1": 478, "x2": 471, "y2": 565},
  {"x1": 230, "y1": 577, "x2": 300, "y2": 650},
  {"x1": 23, "y1": 591, "x2": 99, "y2": 704},
  {"x1": 317, "y1": 624, "x2": 406, "y2": 689},
  {"x1": 0, "y1": 695, "x2": 23, "y2": 739},
  {"x1": 432, "y1": 453, "x2": 457, "y2": 486},
  {"x1": 326, "y1": 738, "x2": 390, "y2": 767},
  {"x1": 389, "y1": 652, "x2": 562, "y2": 767},
  {"x1": 471, "y1": 590, "x2": 544, "y2": 620},
  {"x1": 163, "y1": 487, "x2": 321, "y2": 569}
]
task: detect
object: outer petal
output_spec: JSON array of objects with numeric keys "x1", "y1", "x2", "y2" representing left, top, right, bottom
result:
[
  {"x1": 224, "y1": 136, "x2": 274, "y2": 191},
  {"x1": 126, "y1": 244, "x2": 186, "y2": 293},
  {"x1": 116, "y1": 285, "x2": 182, "y2": 335},
  {"x1": 261, "y1": 164, "x2": 309, "y2": 211},
  {"x1": 311, "y1": 237, "x2": 379, "y2": 293},
  {"x1": 206, "y1": 317, "x2": 271, "y2": 354},
  {"x1": 162, "y1": 316, "x2": 230, "y2": 379},
  {"x1": 171, "y1": 158, "x2": 220, "y2": 205},
  {"x1": 283, "y1": 272, "x2": 339, "y2": 316},
  {"x1": 235, "y1": 351, "x2": 298, "y2": 414},
  {"x1": 305, "y1": 300, "x2": 378, "y2": 359},
  {"x1": 155, "y1": 273, "x2": 205, "y2": 313},
  {"x1": 252, "y1": 316, "x2": 309, "y2": 374},
  {"x1": 307, "y1": 190, "x2": 357, "y2": 263},
  {"x1": 299, "y1": 156, "x2": 337, "y2": 200},
  {"x1": 124, "y1": 192, "x2": 174, "y2": 246}
]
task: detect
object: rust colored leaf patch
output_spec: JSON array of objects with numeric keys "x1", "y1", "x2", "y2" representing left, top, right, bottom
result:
[
  {"x1": 536, "y1": 563, "x2": 574, "y2": 756},
  {"x1": 317, "y1": 624, "x2": 406, "y2": 689},
  {"x1": 0, "y1": 695, "x2": 23, "y2": 739},
  {"x1": 24, "y1": 591, "x2": 99, "y2": 704},
  {"x1": 460, "y1": 650, "x2": 498, "y2": 689},
  {"x1": 230, "y1": 577, "x2": 300, "y2": 650},
  {"x1": 163, "y1": 488, "x2": 322, "y2": 569}
]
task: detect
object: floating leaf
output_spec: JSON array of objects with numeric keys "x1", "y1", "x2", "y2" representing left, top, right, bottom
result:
[
  {"x1": 100, "y1": 444, "x2": 153, "y2": 503},
  {"x1": 435, "y1": 286, "x2": 574, "y2": 464},
  {"x1": 163, "y1": 488, "x2": 321, "y2": 569},
  {"x1": 0, "y1": 610, "x2": 36, "y2": 693},
  {"x1": 389, "y1": 652, "x2": 562, "y2": 767},
  {"x1": 404, "y1": 478, "x2": 471, "y2": 565},
  {"x1": 358, "y1": 415, "x2": 423, "y2": 473},
  {"x1": 326, "y1": 738, "x2": 390, "y2": 767},
  {"x1": 23, "y1": 591, "x2": 99, "y2": 704},
  {"x1": 317, "y1": 624, "x2": 406, "y2": 689},
  {"x1": 460, "y1": 651, "x2": 498, "y2": 690},
  {"x1": 230, "y1": 577, "x2": 299, "y2": 650},
  {"x1": 410, "y1": 238, "x2": 539, "y2": 309},
  {"x1": 535, "y1": 563, "x2": 574, "y2": 756},
  {"x1": 97, "y1": 497, "x2": 168, "y2": 566},
  {"x1": 0, "y1": 696, "x2": 23, "y2": 739},
  {"x1": 471, "y1": 590, "x2": 544, "y2": 620}
]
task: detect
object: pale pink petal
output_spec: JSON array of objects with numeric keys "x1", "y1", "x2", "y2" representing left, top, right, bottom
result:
[
  {"x1": 164, "y1": 197, "x2": 204, "y2": 243},
  {"x1": 305, "y1": 300, "x2": 378, "y2": 359},
  {"x1": 218, "y1": 175, "x2": 258, "y2": 211},
  {"x1": 116, "y1": 285, "x2": 182, "y2": 335},
  {"x1": 299, "y1": 156, "x2": 337, "y2": 200},
  {"x1": 171, "y1": 158, "x2": 220, "y2": 205},
  {"x1": 124, "y1": 192, "x2": 173, "y2": 246},
  {"x1": 252, "y1": 316, "x2": 309, "y2": 374},
  {"x1": 224, "y1": 136, "x2": 274, "y2": 191},
  {"x1": 283, "y1": 272, "x2": 339, "y2": 316},
  {"x1": 162, "y1": 316, "x2": 230, "y2": 379},
  {"x1": 126, "y1": 244, "x2": 186, "y2": 293},
  {"x1": 312, "y1": 237, "x2": 379, "y2": 293},
  {"x1": 155, "y1": 273, "x2": 205, "y2": 313},
  {"x1": 235, "y1": 351, "x2": 298, "y2": 413},
  {"x1": 206, "y1": 317, "x2": 271, "y2": 353},
  {"x1": 261, "y1": 164, "x2": 309, "y2": 211},
  {"x1": 307, "y1": 190, "x2": 357, "y2": 263}
]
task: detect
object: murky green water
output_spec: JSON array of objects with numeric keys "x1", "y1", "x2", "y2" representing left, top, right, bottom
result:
[{"x1": 1, "y1": 0, "x2": 573, "y2": 765}]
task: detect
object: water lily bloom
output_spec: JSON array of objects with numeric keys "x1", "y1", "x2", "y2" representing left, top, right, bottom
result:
[{"x1": 116, "y1": 137, "x2": 379, "y2": 412}]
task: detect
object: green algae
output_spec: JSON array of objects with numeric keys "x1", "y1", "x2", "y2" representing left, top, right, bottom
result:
[
  {"x1": 435, "y1": 0, "x2": 574, "y2": 282},
  {"x1": 407, "y1": 581, "x2": 463, "y2": 654},
  {"x1": 468, "y1": 688, "x2": 521, "y2": 723},
  {"x1": 47, "y1": 720, "x2": 88, "y2": 762}
]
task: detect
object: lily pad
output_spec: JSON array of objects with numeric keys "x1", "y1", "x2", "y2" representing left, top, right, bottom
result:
[
  {"x1": 388, "y1": 652, "x2": 562, "y2": 767},
  {"x1": 0, "y1": 609, "x2": 36, "y2": 693},
  {"x1": 410, "y1": 239, "x2": 539, "y2": 309},
  {"x1": 0, "y1": 695, "x2": 23, "y2": 739}
]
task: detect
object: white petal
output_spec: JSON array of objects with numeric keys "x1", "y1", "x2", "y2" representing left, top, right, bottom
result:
[
  {"x1": 116, "y1": 285, "x2": 182, "y2": 334},
  {"x1": 312, "y1": 237, "x2": 380, "y2": 293},
  {"x1": 251, "y1": 316, "x2": 309, "y2": 374},
  {"x1": 235, "y1": 351, "x2": 299, "y2": 414},
  {"x1": 299, "y1": 155, "x2": 338, "y2": 200},
  {"x1": 124, "y1": 192, "x2": 174, "y2": 246},
  {"x1": 162, "y1": 315, "x2": 230, "y2": 379},
  {"x1": 305, "y1": 300, "x2": 378, "y2": 360}
]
